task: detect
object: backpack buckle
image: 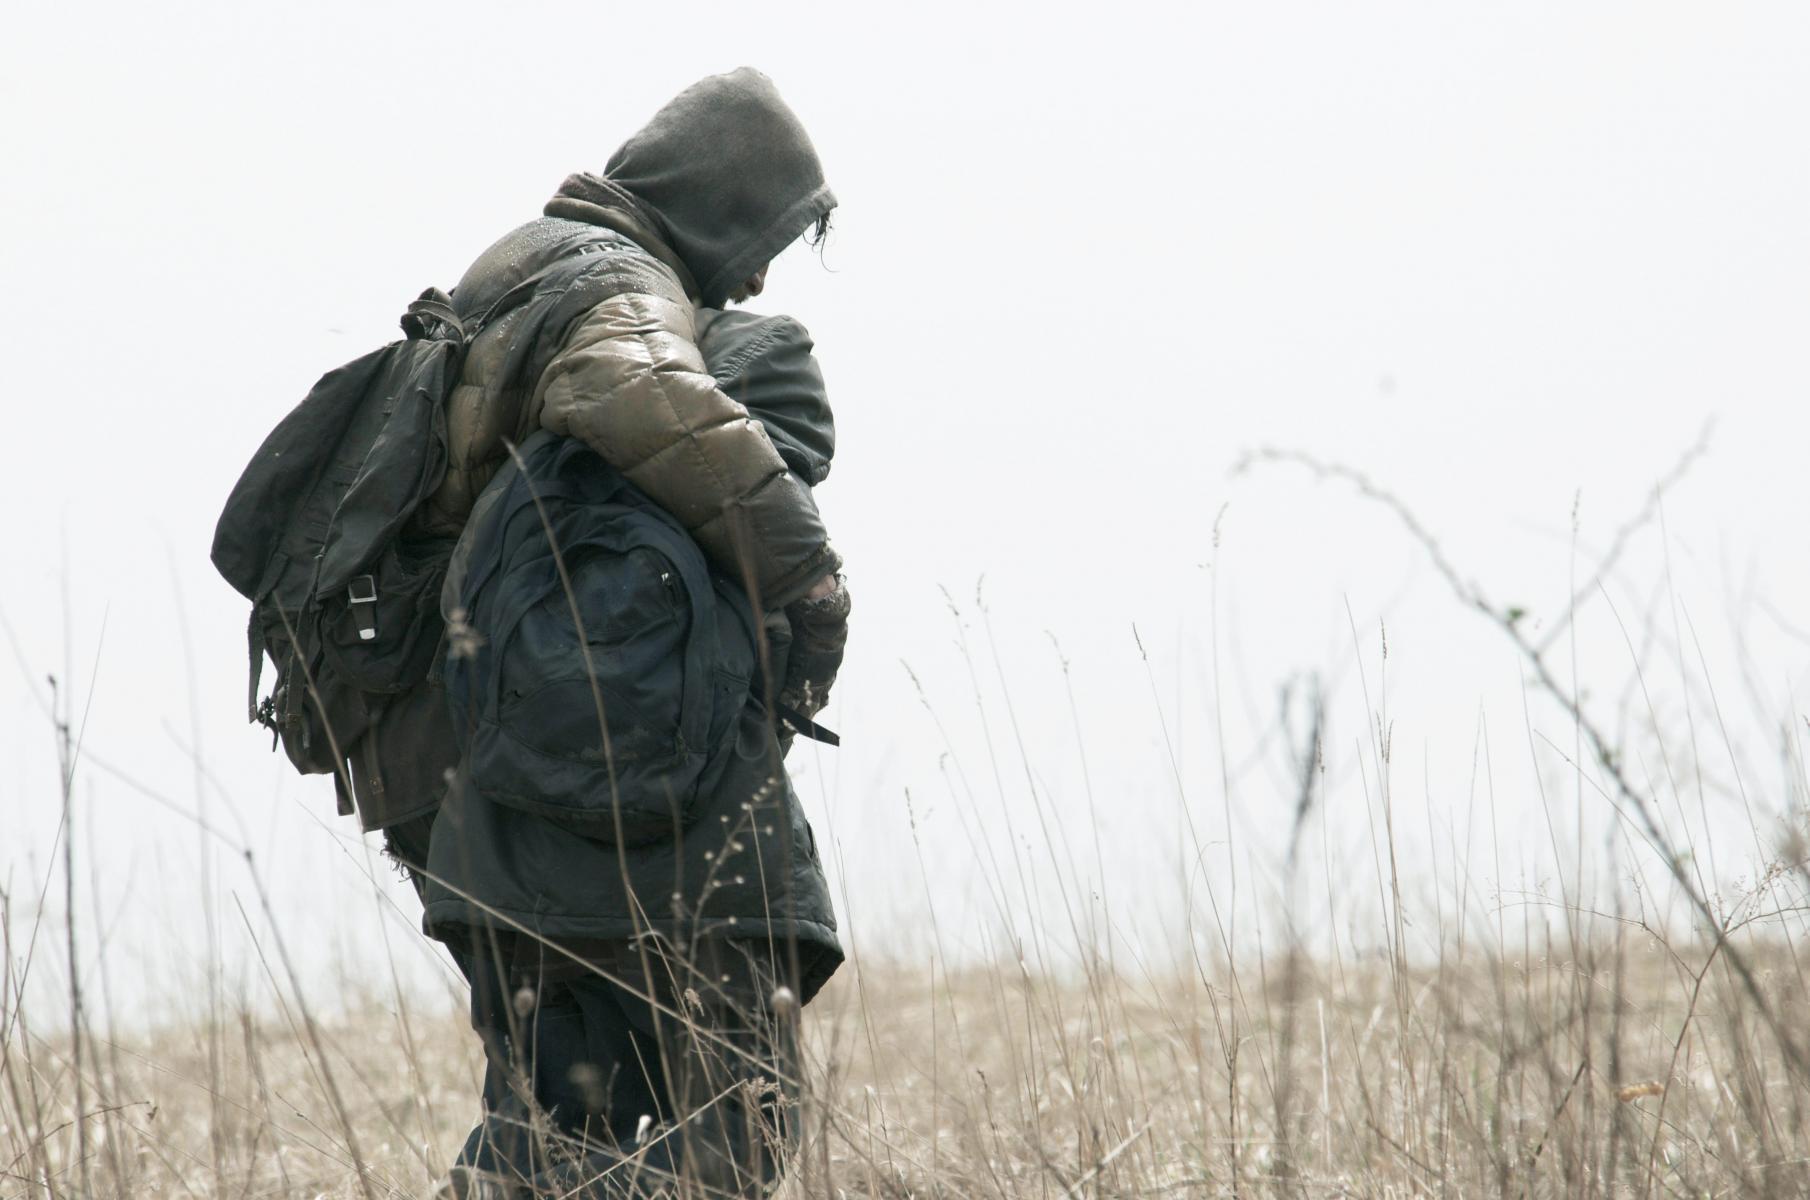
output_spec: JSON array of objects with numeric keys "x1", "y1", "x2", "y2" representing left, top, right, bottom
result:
[{"x1": 348, "y1": 575, "x2": 378, "y2": 641}]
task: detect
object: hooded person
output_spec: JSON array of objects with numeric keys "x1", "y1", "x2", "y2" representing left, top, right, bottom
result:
[{"x1": 380, "y1": 69, "x2": 853, "y2": 1200}]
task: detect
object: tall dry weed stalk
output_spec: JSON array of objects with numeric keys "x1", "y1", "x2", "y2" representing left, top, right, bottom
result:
[{"x1": 4, "y1": 432, "x2": 1808, "y2": 1197}]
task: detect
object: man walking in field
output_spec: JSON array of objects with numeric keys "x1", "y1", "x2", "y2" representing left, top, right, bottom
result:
[{"x1": 383, "y1": 69, "x2": 852, "y2": 1198}]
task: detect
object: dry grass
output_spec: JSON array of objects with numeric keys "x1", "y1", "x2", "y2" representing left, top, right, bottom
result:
[
  {"x1": 7, "y1": 438, "x2": 1808, "y2": 1197},
  {"x1": 5, "y1": 939, "x2": 1808, "y2": 1197}
]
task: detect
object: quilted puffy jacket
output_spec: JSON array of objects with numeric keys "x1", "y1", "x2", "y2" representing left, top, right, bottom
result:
[{"x1": 416, "y1": 66, "x2": 840, "y2": 610}]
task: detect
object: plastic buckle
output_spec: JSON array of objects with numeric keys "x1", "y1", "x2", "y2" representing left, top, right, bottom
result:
[{"x1": 348, "y1": 574, "x2": 378, "y2": 642}]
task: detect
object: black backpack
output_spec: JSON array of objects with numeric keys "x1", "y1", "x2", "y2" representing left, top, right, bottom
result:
[
  {"x1": 211, "y1": 239, "x2": 635, "y2": 822},
  {"x1": 441, "y1": 431, "x2": 762, "y2": 845},
  {"x1": 212, "y1": 291, "x2": 466, "y2": 812}
]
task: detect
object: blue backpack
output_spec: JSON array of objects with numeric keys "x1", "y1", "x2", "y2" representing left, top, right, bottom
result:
[{"x1": 442, "y1": 430, "x2": 762, "y2": 845}]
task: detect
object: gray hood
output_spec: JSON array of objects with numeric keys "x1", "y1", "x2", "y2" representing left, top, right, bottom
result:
[{"x1": 554, "y1": 68, "x2": 835, "y2": 309}]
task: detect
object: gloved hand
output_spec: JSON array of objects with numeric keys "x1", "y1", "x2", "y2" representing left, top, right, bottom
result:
[{"x1": 779, "y1": 574, "x2": 850, "y2": 723}]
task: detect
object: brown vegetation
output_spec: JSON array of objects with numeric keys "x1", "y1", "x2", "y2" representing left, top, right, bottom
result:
[
  {"x1": 4, "y1": 934, "x2": 1807, "y2": 1196},
  {"x1": 6, "y1": 438, "x2": 1807, "y2": 1197}
]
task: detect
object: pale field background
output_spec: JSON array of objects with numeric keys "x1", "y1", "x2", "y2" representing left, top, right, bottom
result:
[{"x1": 3, "y1": 2, "x2": 1810, "y2": 1195}]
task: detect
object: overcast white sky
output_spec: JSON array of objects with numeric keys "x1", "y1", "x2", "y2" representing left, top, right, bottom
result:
[{"x1": 3, "y1": 2, "x2": 1808, "y2": 1008}]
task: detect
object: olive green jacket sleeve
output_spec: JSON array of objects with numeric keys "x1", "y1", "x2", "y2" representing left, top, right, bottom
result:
[{"x1": 533, "y1": 289, "x2": 840, "y2": 610}]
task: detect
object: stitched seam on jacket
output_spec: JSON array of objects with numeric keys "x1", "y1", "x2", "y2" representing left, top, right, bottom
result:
[
  {"x1": 546, "y1": 294, "x2": 796, "y2": 586},
  {"x1": 634, "y1": 298, "x2": 741, "y2": 529},
  {"x1": 714, "y1": 317, "x2": 798, "y2": 380},
  {"x1": 587, "y1": 328, "x2": 768, "y2": 478},
  {"x1": 551, "y1": 300, "x2": 657, "y2": 461}
]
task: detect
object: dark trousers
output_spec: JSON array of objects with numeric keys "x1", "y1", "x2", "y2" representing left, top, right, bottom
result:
[{"x1": 383, "y1": 817, "x2": 800, "y2": 1199}]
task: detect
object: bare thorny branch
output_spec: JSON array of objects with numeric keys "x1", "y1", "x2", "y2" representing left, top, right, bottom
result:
[{"x1": 1237, "y1": 425, "x2": 1810, "y2": 1085}]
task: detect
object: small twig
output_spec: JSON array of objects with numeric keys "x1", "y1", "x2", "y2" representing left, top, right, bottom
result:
[
  {"x1": 1242, "y1": 439, "x2": 1810, "y2": 1084},
  {"x1": 1060, "y1": 1120, "x2": 1153, "y2": 1199}
]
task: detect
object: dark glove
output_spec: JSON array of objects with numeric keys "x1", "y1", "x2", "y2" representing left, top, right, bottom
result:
[{"x1": 779, "y1": 575, "x2": 850, "y2": 723}]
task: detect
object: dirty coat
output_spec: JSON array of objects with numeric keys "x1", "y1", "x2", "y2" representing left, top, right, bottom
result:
[{"x1": 414, "y1": 68, "x2": 845, "y2": 998}]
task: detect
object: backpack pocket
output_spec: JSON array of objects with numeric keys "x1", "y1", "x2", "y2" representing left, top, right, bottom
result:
[
  {"x1": 468, "y1": 541, "x2": 713, "y2": 844},
  {"x1": 317, "y1": 532, "x2": 456, "y2": 694},
  {"x1": 260, "y1": 619, "x2": 373, "y2": 782}
]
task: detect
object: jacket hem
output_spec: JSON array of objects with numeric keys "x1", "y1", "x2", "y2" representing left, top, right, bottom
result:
[
  {"x1": 421, "y1": 899, "x2": 843, "y2": 998},
  {"x1": 423, "y1": 896, "x2": 838, "y2": 946},
  {"x1": 765, "y1": 543, "x2": 842, "y2": 610},
  {"x1": 358, "y1": 794, "x2": 442, "y2": 833}
]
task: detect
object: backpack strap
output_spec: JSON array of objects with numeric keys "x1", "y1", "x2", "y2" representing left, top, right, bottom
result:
[
  {"x1": 246, "y1": 610, "x2": 265, "y2": 722},
  {"x1": 400, "y1": 287, "x2": 463, "y2": 342},
  {"x1": 776, "y1": 700, "x2": 839, "y2": 746}
]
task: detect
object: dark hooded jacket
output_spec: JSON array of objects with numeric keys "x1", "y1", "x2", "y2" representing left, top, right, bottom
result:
[
  {"x1": 416, "y1": 67, "x2": 840, "y2": 610},
  {"x1": 412, "y1": 69, "x2": 844, "y2": 996}
]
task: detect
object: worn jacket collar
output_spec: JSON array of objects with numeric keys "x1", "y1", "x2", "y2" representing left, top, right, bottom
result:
[{"x1": 544, "y1": 173, "x2": 701, "y2": 300}]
